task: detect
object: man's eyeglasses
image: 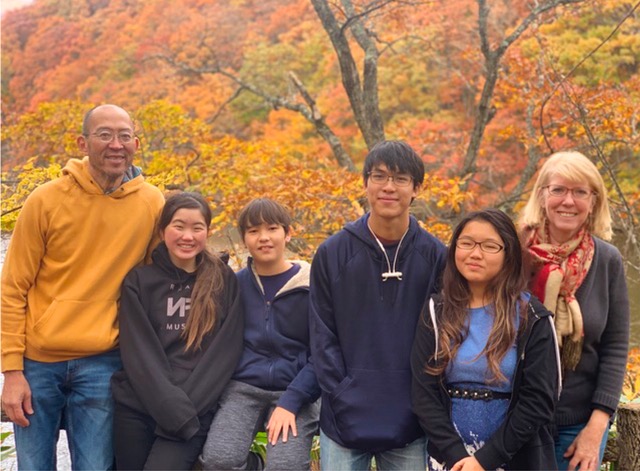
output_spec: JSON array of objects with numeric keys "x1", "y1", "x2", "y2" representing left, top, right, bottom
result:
[
  {"x1": 455, "y1": 237, "x2": 504, "y2": 254},
  {"x1": 87, "y1": 130, "x2": 135, "y2": 144},
  {"x1": 543, "y1": 185, "x2": 594, "y2": 200},
  {"x1": 367, "y1": 172, "x2": 413, "y2": 187}
]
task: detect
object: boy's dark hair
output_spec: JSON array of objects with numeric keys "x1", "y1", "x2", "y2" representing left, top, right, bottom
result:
[
  {"x1": 237, "y1": 198, "x2": 292, "y2": 238},
  {"x1": 362, "y1": 140, "x2": 425, "y2": 188}
]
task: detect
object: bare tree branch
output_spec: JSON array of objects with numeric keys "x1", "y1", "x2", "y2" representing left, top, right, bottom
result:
[
  {"x1": 478, "y1": 0, "x2": 491, "y2": 61},
  {"x1": 311, "y1": 0, "x2": 385, "y2": 148},
  {"x1": 572, "y1": 96, "x2": 640, "y2": 261},
  {"x1": 1, "y1": 206, "x2": 23, "y2": 217},
  {"x1": 289, "y1": 71, "x2": 356, "y2": 171},
  {"x1": 499, "y1": 102, "x2": 543, "y2": 213},
  {"x1": 147, "y1": 52, "x2": 357, "y2": 170},
  {"x1": 206, "y1": 86, "x2": 245, "y2": 125},
  {"x1": 460, "y1": 0, "x2": 587, "y2": 186},
  {"x1": 497, "y1": 0, "x2": 584, "y2": 58}
]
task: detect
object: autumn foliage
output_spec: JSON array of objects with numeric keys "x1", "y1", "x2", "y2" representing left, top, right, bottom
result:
[
  {"x1": 1, "y1": 0, "x2": 639, "y2": 409},
  {"x1": 1, "y1": 99, "x2": 469, "y2": 259},
  {"x1": 1, "y1": 0, "x2": 638, "y2": 247}
]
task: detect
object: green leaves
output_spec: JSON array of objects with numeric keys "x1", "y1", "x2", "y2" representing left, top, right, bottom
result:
[{"x1": 0, "y1": 431, "x2": 16, "y2": 461}]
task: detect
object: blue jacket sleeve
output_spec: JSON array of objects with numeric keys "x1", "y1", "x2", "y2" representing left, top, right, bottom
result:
[{"x1": 277, "y1": 355, "x2": 321, "y2": 414}]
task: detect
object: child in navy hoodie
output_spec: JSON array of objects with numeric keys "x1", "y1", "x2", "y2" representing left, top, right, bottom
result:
[{"x1": 201, "y1": 198, "x2": 320, "y2": 471}]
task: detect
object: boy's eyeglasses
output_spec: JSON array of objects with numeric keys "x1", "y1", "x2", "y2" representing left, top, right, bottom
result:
[
  {"x1": 367, "y1": 172, "x2": 413, "y2": 187},
  {"x1": 543, "y1": 185, "x2": 594, "y2": 200},
  {"x1": 455, "y1": 237, "x2": 504, "y2": 254}
]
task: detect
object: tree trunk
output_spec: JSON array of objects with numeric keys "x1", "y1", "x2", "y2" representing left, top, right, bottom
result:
[
  {"x1": 310, "y1": 0, "x2": 385, "y2": 149},
  {"x1": 618, "y1": 403, "x2": 640, "y2": 470}
]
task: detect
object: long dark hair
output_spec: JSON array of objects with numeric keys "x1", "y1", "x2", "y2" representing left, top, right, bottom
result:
[
  {"x1": 427, "y1": 208, "x2": 527, "y2": 384},
  {"x1": 159, "y1": 192, "x2": 226, "y2": 352}
]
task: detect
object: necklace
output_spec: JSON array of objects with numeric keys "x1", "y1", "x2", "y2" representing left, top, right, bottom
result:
[{"x1": 367, "y1": 220, "x2": 409, "y2": 281}]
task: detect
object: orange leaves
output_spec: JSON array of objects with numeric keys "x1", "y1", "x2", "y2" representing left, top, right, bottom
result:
[
  {"x1": 2, "y1": 0, "x2": 638, "y2": 247},
  {"x1": 141, "y1": 130, "x2": 365, "y2": 257},
  {"x1": 420, "y1": 174, "x2": 471, "y2": 214},
  {"x1": 622, "y1": 347, "x2": 640, "y2": 403},
  {"x1": 197, "y1": 137, "x2": 365, "y2": 257}
]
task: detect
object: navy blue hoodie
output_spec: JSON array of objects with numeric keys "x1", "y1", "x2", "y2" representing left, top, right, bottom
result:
[
  {"x1": 233, "y1": 258, "x2": 320, "y2": 414},
  {"x1": 309, "y1": 213, "x2": 446, "y2": 452}
]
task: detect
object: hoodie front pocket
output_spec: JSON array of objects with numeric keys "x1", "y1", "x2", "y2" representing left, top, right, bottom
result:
[
  {"x1": 330, "y1": 368, "x2": 417, "y2": 450},
  {"x1": 30, "y1": 299, "x2": 118, "y2": 353}
]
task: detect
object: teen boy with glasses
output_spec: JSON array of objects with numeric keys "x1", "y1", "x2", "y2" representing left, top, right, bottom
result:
[{"x1": 309, "y1": 140, "x2": 447, "y2": 470}]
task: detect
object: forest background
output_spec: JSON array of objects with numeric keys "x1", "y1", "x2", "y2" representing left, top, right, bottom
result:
[{"x1": 1, "y1": 0, "x2": 640, "y2": 399}]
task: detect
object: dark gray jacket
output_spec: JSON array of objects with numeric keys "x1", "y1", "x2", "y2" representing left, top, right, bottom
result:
[{"x1": 555, "y1": 237, "x2": 630, "y2": 426}]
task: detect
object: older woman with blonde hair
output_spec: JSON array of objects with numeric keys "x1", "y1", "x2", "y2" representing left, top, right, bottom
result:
[{"x1": 519, "y1": 151, "x2": 629, "y2": 471}]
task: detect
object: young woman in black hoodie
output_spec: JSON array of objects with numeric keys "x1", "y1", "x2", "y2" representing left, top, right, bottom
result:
[
  {"x1": 411, "y1": 209, "x2": 561, "y2": 471},
  {"x1": 111, "y1": 192, "x2": 244, "y2": 470}
]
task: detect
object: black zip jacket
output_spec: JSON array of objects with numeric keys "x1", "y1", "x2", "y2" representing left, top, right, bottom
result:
[
  {"x1": 411, "y1": 295, "x2": 561, "y2": 470},
  {"x1": 111, "y1": 243, "x2": 244, "y2": 441}
]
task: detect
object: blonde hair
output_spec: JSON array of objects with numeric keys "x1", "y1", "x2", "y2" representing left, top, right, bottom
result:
[{"x1": 519, "y1": 151, "x2": 612, "y2": 240}]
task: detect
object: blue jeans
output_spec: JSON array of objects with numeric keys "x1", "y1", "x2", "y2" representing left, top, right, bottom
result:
[
  {"x1": 14, "y1": 351, "x2": 122, "y2": 471},
  {"x1": 320, "y1": 430, "x2": 426, "y2": 471},
  {"x1": 555, "y1": 423, "x2": 609, "y2": 471}
]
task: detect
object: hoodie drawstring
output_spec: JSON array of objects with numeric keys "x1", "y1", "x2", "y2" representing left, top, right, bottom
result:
[{"x1": 367, "y1": 221, "x2": 409, "y2": 281}]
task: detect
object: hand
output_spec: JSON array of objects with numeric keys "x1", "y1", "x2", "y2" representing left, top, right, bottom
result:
[
  {"x1": 1, "y1": 371, "x2": 33, "y2": 427},
  {"x1": 451, "y1": 456, "x2": 485, "y2": 471},
  {"x1": 266, "y1": 406, "x2": 297, "y2": 445},
  {"x1": 564, "y1": 410, "x2": 609, "y2": 471}
]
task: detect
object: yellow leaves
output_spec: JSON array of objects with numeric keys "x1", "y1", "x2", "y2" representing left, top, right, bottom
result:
[
  {"x1": 419, "y1": 173, "x2": 472, "y2": 214},
  {"x1": 139, "y1": 134, "x2": 367, "y2": 254},
  {"x1": 2, "y1": 99, "x2": 88, "y2": 169},
  {"x1": 210, "y1": 212, "x2": 227, "y2": 226},
  {"x1": 417, "y1": 219, "x2": 453, "y2": 244},
  {"x1": 1, "y1": 158, "x2": 62, "y2": 231}
]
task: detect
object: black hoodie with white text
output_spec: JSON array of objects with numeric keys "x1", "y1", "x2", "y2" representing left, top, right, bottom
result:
[{"x1": 111, "y1": 242, "x2": 244, "y2": 441}]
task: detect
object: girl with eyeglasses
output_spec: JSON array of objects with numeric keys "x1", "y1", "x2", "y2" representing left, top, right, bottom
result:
[
  {"x1": 519, "y1": 152, "x2": 629, "y2": 471},
  {"x1": 411, "y1": 208, "x2": 561, "y2": 471}
]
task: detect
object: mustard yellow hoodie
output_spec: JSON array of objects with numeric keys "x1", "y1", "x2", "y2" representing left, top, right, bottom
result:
[{"x1": 1, "y1": 157, "x2": 164, "y2": 371}]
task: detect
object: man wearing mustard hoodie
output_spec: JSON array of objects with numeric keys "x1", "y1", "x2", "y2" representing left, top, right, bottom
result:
[{"x1": 1, "y1": 104, "x2": 164, "y2": 470}]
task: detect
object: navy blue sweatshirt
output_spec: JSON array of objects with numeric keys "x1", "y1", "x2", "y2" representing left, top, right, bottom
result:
[
  {"x1": 233, "y1": 258, "x2": 320, "y2": 414},
  {"x1": 309, "y1": 214, "x2": 446, "y2": 452}
]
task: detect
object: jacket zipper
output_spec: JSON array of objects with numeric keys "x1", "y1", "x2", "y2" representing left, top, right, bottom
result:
[{"x1": 508, "y1": 305, "x2": 540, "y2": 408}]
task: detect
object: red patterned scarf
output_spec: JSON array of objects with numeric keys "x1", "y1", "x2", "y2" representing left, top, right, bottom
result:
[{"x1": 524, "y1": 223, "x2": 594, "y2": 371}]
